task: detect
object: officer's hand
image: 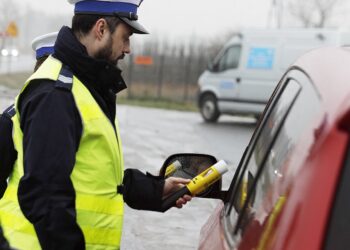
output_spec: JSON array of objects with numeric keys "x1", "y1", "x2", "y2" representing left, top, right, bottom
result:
[{"x1": 163, "y1": 177, "x2": 192, "y2": 208}]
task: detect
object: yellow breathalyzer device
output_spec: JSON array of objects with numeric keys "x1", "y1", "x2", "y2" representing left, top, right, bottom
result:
[
  {"x1": 161, "y1": 160, "x2": 228, "y2": 212},
  {"x1": 165, "y1": 160, "x2": 182, "y2": 177}
]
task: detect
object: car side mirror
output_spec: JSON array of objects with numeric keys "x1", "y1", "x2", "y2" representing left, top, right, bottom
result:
[{"x1": 159, "y1": 153, "x2": 225, "y2": 199}]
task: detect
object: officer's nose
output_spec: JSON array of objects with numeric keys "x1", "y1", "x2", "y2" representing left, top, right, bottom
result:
[{"x1": 124, "y1": 44, "x2": 131, "y2": 54}]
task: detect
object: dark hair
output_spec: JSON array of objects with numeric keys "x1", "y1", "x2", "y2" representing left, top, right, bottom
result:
[
  {"x1": 72, "y1": 14, "x2": 121, "y2": 36},
  {"x1": 34, "y1": 55, "x2": 49, "y2": 72}
]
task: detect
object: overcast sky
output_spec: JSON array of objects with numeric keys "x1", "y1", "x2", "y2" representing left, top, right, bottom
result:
[
  {"x1": 14, "y1": 0, "x2": 270, "y2": 38},
  {"x1": 12, "y1": 0, "x2": 350, "y2": 42}
]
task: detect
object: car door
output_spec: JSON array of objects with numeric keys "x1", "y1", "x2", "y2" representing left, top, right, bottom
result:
[{"x1": 219, "y1": 69, "x2": 323, "y2": 249}]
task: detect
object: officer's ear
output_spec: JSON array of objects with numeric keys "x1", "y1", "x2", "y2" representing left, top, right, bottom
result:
[{"x1": 94, "y1": 18, "x2": 109, "y2": 40}]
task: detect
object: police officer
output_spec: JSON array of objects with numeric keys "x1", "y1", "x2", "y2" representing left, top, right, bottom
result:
[
  {"x1": 32, "y1": 32, "x2": 59, "y2": 71},
  {"x1": 0, "y1": 1, "x2": 191, "y2": 249},
  {"x1": 0, "y1": 32, "x2": 58, "y2": 250},
  {"x1": 0, "y1": 31, "x2": 58, "y2": 198}
]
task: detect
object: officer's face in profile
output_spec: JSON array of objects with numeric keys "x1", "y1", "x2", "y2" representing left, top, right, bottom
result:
[{"x1": 96, "y1": 22, "x2": 132, "y2": 66}]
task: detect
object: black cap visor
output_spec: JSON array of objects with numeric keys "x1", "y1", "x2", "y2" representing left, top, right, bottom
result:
[{"x1": 74, "y1": 11, "x2": 149, "y2": 35}]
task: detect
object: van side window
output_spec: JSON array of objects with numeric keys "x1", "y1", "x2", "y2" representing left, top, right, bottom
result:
[{"x1": 217, "y1": 45, "x2": 241, "y2": 71}]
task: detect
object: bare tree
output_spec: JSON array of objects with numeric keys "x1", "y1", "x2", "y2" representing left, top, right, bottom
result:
[
  {"x1": 0, "y1": 0, "x2": 18, "y2": 32},
  {"x1": 288, "y1": 0, "x2": 343, "y2": 28}
]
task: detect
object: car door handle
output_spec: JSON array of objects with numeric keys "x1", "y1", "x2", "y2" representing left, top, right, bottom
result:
[{"x1": 236, "y1": 77, "x2": 241, "y2": 83}]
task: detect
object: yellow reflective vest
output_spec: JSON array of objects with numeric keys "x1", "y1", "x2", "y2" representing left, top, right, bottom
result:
[{"x1": 0, "y1": 56, "x2": 124, "y2": 250}]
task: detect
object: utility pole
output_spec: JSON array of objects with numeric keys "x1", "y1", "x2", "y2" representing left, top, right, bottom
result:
[
  {"x1": 268, "y1": 0, "x2": 283, "y2": 28},
  {"x1": 277, "y1": 0, "x2": 284, "y2": 28}
]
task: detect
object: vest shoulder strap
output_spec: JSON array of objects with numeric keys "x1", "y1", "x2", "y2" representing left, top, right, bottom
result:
[
  {"x1": 2, "y1": 104, "x2": 15, "y2": 119},
  {"x1": 54, "y1": 65, "x2": 73, "y2": 91}
]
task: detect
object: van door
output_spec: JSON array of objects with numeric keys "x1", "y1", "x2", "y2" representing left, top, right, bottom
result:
[{"x1": 210, "y1": 45, "x2": 242, "y2": 100}]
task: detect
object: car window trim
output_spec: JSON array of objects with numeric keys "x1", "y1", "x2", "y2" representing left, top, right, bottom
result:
[
  {"x1": 233, "y1": 79, "x2": 302, "y2": 235},
  {"x1": 289, "y1": 65, "x2": 321, "y2": 98},
  {"x1": 221, "y1": 74, "x2": 293, "y2": 239},
  {"x1": 225, "y1": 73, "x2": 290, "y2": 217}
]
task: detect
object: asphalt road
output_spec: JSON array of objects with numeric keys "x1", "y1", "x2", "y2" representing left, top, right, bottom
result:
[{"x1": 0, "y1": 87, "x2": 255, "y2": 249}]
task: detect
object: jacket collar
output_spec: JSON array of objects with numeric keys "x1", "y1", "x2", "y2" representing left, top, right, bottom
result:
[{"x1": 54, "y1": 26, "x2": 127, "y2": 95}]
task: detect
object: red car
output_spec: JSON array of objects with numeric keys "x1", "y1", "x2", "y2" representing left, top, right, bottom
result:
[{"x1": 197, "y1": 47, "x2": 350, "y2": 250}]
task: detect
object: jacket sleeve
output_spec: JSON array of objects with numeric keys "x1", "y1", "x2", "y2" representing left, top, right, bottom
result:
[
  {"x1": 0, "y1": 226, "x2": 12, "y2": 250},
  {"x1": 17, "y1": 81, "x2": 85, "y2": 250},
  {"x1": 0, "y1": 112, "x2": 17, "y2": 198},
  {"x1": 122, "y1": 168, "x2": 165, "y2": 212}
]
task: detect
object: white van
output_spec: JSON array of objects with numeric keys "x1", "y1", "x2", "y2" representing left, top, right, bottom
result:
[{"x1": 198, "y1": 29, "x2": 350, "y2": 122}]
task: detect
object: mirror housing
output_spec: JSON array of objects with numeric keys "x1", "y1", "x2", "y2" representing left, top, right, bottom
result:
[{"x1": 160, "y1": 153, "x2": 225, "y2": 199}]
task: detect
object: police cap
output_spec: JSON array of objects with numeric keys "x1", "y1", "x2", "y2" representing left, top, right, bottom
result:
[
  {"x1": 68, "y1": 0, "x2": 148, "y2": 34},
  {"x1": 31, "y1": 32, "x2": 58, "y2": 59}
]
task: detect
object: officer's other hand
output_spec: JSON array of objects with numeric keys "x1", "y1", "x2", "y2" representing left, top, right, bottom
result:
[{"x1": 163, "y1": 177, "x2": 192, "y2": 208}]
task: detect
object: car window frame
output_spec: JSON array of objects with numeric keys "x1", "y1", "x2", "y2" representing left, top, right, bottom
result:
[
  {"x1": 221, "y1": 69, "x2": 308, "y2": 243},
  {"x1": 221, "y1": 73, "x2": 290, "y2": 234},
  {"x1": 224, "y1": 71, "x2": 289, "y2": 205},
  {"x1": 223, "y1": 68, "x2": 323, "y2": 248},
  {"x1": 233, "y1": 78, "x2": 301, "y2": 235}
]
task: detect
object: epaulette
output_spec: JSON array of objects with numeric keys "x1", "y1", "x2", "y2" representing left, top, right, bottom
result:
[
  {"x1": 2, "y1": 104, "x2": 16, "y2": 119},
  {"x1": 54, "y1": 65, "x2": 73, "y2": 91}
]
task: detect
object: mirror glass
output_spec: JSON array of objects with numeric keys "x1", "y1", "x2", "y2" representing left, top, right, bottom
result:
[{"x1": 160, "y1": 153, "x2": 221, "y2": 198}]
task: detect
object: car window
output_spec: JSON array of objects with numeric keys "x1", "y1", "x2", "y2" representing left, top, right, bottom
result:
[
  {"x1": 224, "y1": 71, "x2": 321, "y2": 247},
  {"x1": 217, "y1": 45, "x2": 241, "y2": 71},
  {"x1": 227, "y1": 79, "x2": 301, "y2": 221}
]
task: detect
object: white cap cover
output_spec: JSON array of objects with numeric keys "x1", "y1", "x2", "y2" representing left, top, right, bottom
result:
[{"x1": 31, "y1": 32, "x2": 58, "y2": 59}]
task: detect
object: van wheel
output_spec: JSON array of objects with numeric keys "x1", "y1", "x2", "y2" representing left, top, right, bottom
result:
[{"x1": 200, "y1": 94, "x2": 220, "y2": 122}]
